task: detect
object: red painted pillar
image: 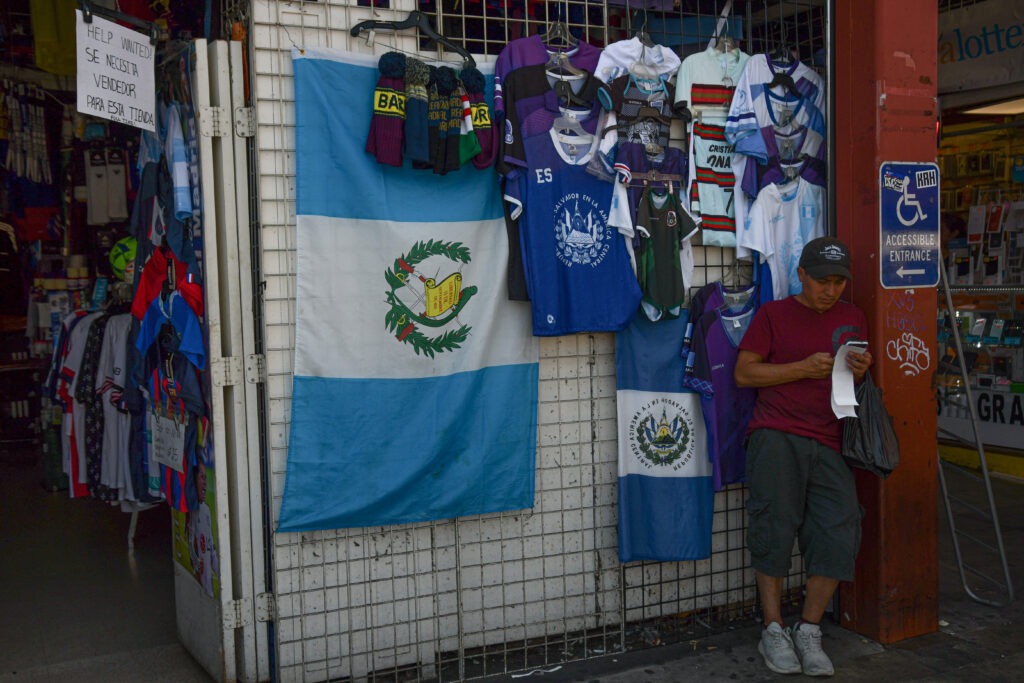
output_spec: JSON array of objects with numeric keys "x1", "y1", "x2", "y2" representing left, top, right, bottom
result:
[{"x1": 834, "y1": 0, "x2": 940, "y2": 643}]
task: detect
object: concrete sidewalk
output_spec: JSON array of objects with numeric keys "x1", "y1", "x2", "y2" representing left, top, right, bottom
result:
[{"x1": 486, "y1": 471, "x2": 1024, "y2": 682}]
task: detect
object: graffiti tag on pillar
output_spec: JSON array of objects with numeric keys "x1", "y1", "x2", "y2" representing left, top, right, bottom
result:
[{"x1": 886, "y1": 331, "x2": 931, "y2": 376}]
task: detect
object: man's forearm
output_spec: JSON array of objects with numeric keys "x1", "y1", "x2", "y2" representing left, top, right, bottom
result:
[{"x1": 735, "y1": 350, "x2": 832, "y2": 388}]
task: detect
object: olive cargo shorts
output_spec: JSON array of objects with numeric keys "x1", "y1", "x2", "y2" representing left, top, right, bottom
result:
[{"x1": 745, "y1": 428, "x2": 864, "y2": 581}]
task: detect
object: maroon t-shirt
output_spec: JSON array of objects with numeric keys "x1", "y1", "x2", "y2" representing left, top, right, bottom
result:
[{"x1": 739, "y1": 296, "x2": 868, "y2": 452}]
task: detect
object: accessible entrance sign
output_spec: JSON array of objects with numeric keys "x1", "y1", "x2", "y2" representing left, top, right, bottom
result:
[
  {"x1": 879, "y1": 161, "x2": 940, "y2": 289},
  {"x1": 75, "y1": 9, "x2": 156, "y2": 131}
]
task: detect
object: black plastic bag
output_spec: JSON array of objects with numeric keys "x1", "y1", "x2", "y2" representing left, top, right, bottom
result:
[{"x1": 841, "y1": 374, "x2": 900, "y2": 477}]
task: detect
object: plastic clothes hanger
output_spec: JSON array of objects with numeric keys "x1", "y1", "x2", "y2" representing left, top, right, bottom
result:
[
  {"x1": 540, "y1": 20, "x2": 579, "y2": 51},
  {"x1": 546, "y1": 51, "x2": 586, "y2": 77},
  {"x1": 714, "y1": 13, "x2": 736, "y2": 53},
  {"x1": 546, "y1": 53, "x2": 590, "y2": 108},
  {"x1": 552, "y1": 115, "x2": 588, "y2": 138},
  {"x1": 765, "y1": 70, "x2": 801, "y2": 100},
  {"x1": 634, "y1": 10, "x2": 655, "y2": 48},
  {"x1": 349, "y1": 10, "x2": 476, "y2": 68}
]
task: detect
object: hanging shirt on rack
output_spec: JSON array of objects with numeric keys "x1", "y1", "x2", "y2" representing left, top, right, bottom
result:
[
  {"x1": 634, "y1": 186, "x2": 699, "y2": 321},
  {"x1": 493, "y1": 35, "x2": 601, "y2": 120},
  {"x1": 58, "y1": 311, "x2": 103, "y2": 499},
  {"x1": 674, "y1": 45, "x2": 750, "y2": 247},
  {"x1": 74, "y1": 312, "x2": 117, "y2": 502},
  {"x1": 96, "y1": 314, "x2": 134, "y2": 500},
  {"x1": 131, "y1": 246, "x2": 204, "y2": 321},
  {"x1": 687, "y1": 304, "x2": 757, "y2": 491},
  {"x1": 499, "y1": 80, "x2": 604, "y2": 303},
  {"x1": 594, "y1": 36, "x2": 681, "y2": 86},
  {"x1": 164, "y1": 103, "x2": 193, "y2": 222},
  {"x1": 739, "y1": 177, "x2": 825, "y2": 299},
  {"x1": 148, "y1": 352, "x2": 205, "y2": 512},
  {"x1": 499, "y1": 66, "x2": 604, "y2": 175},
  {"x1": 504, "y1": 127, "x2": 641, "y2": 336},
  {"x1": 136, "y1": 290, "x2": 207, "y2": 372},
  {"x1": 680, "y1": 280, "x2": 760, "y2": 374},
  {"x1": 607, "y1": 142, "x2": 689, "y2": 228},
  {"x1": 725, "y1": 54, "x2": 826, "y2": 237}
]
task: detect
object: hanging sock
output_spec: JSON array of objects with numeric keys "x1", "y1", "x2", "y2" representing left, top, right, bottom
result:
[
  {"x1": 106, "y1": 147, "x2": 129, "y2": 221},
  {"x1": 85, "y1": 146, "x2": 110, "y2": 225}
]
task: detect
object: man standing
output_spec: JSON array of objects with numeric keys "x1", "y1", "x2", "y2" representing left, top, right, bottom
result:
[{"x1": 734, "y1": 236, "x2": 873, "y2": 677}]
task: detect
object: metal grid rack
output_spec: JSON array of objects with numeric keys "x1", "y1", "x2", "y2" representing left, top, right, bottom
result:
[{"x1": 248, "y1": 1, "x2": 828, "y2": 680}]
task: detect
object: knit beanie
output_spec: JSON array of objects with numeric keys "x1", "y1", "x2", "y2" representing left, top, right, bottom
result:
[
  {"x1": 404, "y1": 57, "x2": 431, "y2": 167},
  {"x1": 365, "y1": 52, "x2": 406, "y2": 167},
  {"x1": 433, "y1": 66, "x2": 462, "y2": 175},
  {"x1": 460, "y1": 67, "x2": 497, "y2": 170}
]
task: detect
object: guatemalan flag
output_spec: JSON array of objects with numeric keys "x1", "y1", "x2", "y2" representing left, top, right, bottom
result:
[
  {"x1": 278, "y1": 48, "x2": 539, "y2": 532},
  {"x1": 616, "y1": 312, "x2": 712, "y2": 562}
]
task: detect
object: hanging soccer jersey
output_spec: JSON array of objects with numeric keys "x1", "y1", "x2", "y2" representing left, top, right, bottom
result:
[
  {"x1": 149, "y1": 353, "x2": 205, "y2": 512},
  {"x1": 674, "y1": 46, "x2": 750, "y2": 248},
  {"x1": 493, "y1": 35, "x2": 601, "y2": 119},
  {"x1": 689, "y1": 120, "x2": 738, "y2": 245},
  {"x1": 740, "y1": 177, "x2": 825, "y2": 299},
  {"x1": 505, "y1": 129, "x2": 641, "y2": 336},
  {"x1": 96, "y1": 314, "x2": 133, "y2": 499},
  {"x1": 689, "y1": 306, "x2": 757, "y2": 491},
  {"x1": 594, "y1": 36, "x2": 681, "y2": 86},
  {"x1": 635, "y1": 187, "x2": 698, "y2": 321}
]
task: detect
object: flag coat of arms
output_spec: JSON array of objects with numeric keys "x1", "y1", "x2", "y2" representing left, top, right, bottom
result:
[
  {"x1": 616, "y1": 312, "x2": 713, "y2": 562},
  {"x1": 278, "y1": 48, "x2": 538, "y2": 532}
]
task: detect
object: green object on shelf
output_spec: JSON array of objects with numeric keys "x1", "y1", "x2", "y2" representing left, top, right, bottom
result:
[
  {"x1": 39, "y1": 426, "x2": 67, "y2": 492},
  {"x1": 1012, "y1": 383, "x2": 1024, "y2": 394}
]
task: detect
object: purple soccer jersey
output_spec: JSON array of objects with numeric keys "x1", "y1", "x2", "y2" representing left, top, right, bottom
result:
[{"x1": 691, "y1": 305, "x2": 757, "y2": 491}]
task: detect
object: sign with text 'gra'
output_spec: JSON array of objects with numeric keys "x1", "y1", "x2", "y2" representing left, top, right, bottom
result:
[
  {"x1": 75, "y1": 9, "x2": 155, "y2": 131},
  {"x1": 879, "y1": 161, "x2": 941, "y2": 289}
]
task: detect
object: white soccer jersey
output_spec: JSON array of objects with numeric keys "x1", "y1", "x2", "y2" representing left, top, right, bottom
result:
[
  {"x1": 739, "y1": 178, "x2": 825, "y2": 299},
  {"x1": 595, "y1": 37, "x2": 681, "y2": 85},
  {"x1": 96, "y1": 313, "x2": 133, "y2": 498},
  {"x1": 61, "y1": 312, "x2": 102, "y2": 491},
  {"x1": 674, "y1": 47, "x2": 750, "y2": 248}
]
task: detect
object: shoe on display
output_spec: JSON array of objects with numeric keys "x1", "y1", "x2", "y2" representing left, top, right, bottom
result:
[
  {"x1": 792, "y1": 621, "x2": 835, "y2": 677},
  {"x1": 758, "y1": 621, "x2": 802, "y2": 675}
]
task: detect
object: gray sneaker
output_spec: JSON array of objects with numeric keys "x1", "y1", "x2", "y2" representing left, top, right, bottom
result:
[
  {"x1": 792, "y1": 621, "x2": 835, "y2": 677},
  {"x1": 758, "y1": 622, "x2": 802, "y2": 675}
]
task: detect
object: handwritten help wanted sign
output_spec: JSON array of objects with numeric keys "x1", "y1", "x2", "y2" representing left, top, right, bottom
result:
[{"x1": 75, "y1": 10, "x2": 155, "y2": 132}]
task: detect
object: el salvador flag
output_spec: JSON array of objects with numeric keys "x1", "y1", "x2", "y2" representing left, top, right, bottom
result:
[
  {"x1": 616, "y1": 312, "x2": 712, "y2": 562},
  {"x1": 278, "y1": 48, "x2": 539, "y2": 532}
]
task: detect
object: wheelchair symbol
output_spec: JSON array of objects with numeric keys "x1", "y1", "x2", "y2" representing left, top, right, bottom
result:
[{"x1": 896, "y1": 175, "x2": 927, "y2": 227}]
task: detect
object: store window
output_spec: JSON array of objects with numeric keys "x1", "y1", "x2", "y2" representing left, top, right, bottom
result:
[{"x1": 936, "y1": 0, "x2": 1024, "y2": 456}]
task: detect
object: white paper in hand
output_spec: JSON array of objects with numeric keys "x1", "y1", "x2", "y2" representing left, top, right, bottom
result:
[{"x1": 832, "y1": 342, "x2": 867, "y2": 419}]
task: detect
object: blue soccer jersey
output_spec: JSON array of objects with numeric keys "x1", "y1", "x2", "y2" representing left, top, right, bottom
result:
[{"x1": 505, "y1": 128, "x2": 641, "y2": 336}]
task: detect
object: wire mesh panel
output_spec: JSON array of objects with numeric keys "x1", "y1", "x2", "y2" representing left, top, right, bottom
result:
[{"x1": 249, "y1": 1, "x2": 828, "y2": 680}]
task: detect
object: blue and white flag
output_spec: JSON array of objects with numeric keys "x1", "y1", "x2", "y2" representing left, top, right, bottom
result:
[
  {"x1": 278, "y1": 48, "x2": 538, "y2": 532},
  {"x1": 616, "y1": 312, "x2": 712, "y2": 562}
]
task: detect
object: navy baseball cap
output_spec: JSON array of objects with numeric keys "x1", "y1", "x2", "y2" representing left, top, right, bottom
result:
[{"x1": 799, "y1": 237, "x2": 852, "y2": 280}]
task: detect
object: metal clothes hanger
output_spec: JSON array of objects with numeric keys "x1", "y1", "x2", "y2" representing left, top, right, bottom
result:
[
  {"x1": 349, "y1": 10, "x2": 476, "y2": 68},
  {"x1": 540, "y1": 1, "x2": 579, "y2": 51},
  {"x1": 767, "y1": 20, "x2": 795, "y2": 66},
  {"x1": 714, "y1": 2, "x2": 736, "y2": 53},
  {"x1": 633, "y1": 9, "x2": 655, "y2": 48}
]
